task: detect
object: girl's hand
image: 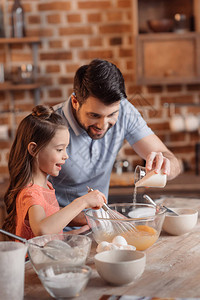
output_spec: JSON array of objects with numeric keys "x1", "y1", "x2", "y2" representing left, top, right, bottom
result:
[{"x1": 81, "y1": 190, "x2": 107, "y2": 209}]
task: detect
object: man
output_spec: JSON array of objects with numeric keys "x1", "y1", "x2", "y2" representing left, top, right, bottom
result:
[{"x1": 50, "y1": 59, "x2": 181, "y2": 228}]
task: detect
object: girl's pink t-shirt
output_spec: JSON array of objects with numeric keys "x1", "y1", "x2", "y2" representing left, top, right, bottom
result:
[{"x1": 15, "y1": 181, "x2": 60, "y2": 240}]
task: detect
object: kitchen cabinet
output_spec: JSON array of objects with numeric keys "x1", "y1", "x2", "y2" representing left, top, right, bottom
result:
[{"x1": 132, "y1": 0, "x2": 200, "y2": 85}]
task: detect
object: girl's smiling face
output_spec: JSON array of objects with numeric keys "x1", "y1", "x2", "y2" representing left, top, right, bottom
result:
[{"x1": 36, "y1": 127, "x2": 69, "y2": 177}]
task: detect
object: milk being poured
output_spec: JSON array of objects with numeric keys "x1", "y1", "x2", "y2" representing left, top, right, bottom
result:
[
  {"x1": 133, "y1": 186, "x2": 137, "y2": 204},
  {"x1": 135, "y1": 169, "x2": 167, "y2": 188},
  {"x1": 133, "y1": 169, "x2": 167, "y2": 204}
]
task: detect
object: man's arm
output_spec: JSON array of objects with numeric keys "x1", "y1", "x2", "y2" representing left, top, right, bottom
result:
[
  {"x1": 68, "y1": 211, "x2": 87, "y2": 227},
  {"x1": 132, "y1": 134, "x2": 181, "y2": 180}
]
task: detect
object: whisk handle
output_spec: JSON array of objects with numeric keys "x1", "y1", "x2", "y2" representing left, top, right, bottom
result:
[
  {"x1": 87, "y1": 186, "x2": 110, "y2": 212},
  {"x1": 0, "y1": 228, "x2": 27, "y2": 243},
  {"x1": 102, "y1": 203, "x2": 109, "y2": 212},
  {"x1": 87, "y1": 186, "x2": 93, "y2": 192}
]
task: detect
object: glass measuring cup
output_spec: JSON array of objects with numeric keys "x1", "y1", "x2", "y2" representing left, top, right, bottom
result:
[{"x1": 134, "y1": 165, "x2": 167, "y2": 188}]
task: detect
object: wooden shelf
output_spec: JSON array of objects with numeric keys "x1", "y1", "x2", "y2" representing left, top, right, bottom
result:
[
  {"x1": 0, "y1": 37, "x2": 40, "y2": 44},
  {"x1": 0, "y1": 36, "x2": 42, "y2": 142},
  {"x1": 139, "y1": 32, "x2": 198, "y2": 40},
  {"x1": 0, "y1": 81, "x2": 43, "y2": 91},
  {"x1": 0, "y1": 36, "x2": 42, "y2": 104}
]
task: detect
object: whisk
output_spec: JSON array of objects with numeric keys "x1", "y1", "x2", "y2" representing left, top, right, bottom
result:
[
  {"x1": 0, "y1": 228, "x2": 57, "y2": 260},
  {"x1": 87, "y1": 187, "x2": 138, "y2": 234}
]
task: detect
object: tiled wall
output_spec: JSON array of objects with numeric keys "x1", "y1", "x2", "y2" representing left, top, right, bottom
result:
[{"x1": 0, "y1": 0, "x2": 200, "y2": 179}]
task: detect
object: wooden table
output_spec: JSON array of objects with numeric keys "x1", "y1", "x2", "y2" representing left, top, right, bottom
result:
[{"x1": 24, "y1": 197, "x2": 200, "y2": 300}]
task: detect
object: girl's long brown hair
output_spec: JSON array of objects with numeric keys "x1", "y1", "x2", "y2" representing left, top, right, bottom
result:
[{"x1": 3, "y1": 105, "x2": 67, "y2": 234}]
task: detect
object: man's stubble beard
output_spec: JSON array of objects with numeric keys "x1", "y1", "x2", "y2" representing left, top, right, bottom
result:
[{"x1": 73, "y1": 106, "x2": 112, "y2": 140}]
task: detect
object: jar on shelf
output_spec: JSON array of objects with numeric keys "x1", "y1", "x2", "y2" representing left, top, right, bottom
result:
[
  {"x1": 11, "y1": 0, "x2": 26, "y2": 38},
  {"x1": 0, "y1": 64, "x2": 4, "y2": 83},
  {"x1": 0, "y1": 5, "x2": 5, "y2": 37},
  {"x1": 174, "y1": 14, "x2": 190, "y2": 33}
]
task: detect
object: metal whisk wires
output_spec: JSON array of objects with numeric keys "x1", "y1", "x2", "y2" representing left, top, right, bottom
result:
[{"x1": 87, "y1": 186, "x2": 138, "y2": 234}]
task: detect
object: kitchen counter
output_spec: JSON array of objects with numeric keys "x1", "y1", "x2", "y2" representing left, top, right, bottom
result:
[
  {"x1": 24, "y1": 196, "x2": 200, "y2": 299},
  {"x1": 109, "y1": 172, "x2": 200, "y2": 200},
  {"x1": 110, "y1": 172, "x2": 134, "y2": 186},
  {"x1": 110, "y1": 171, "x2": 200, "y2": 190},
  {"x1": 0, "y1": 172, "x2": 199, "y2": 200}
]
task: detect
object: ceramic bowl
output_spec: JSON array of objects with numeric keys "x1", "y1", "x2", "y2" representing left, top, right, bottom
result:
[
  {"x1": 28, "y1": 233, "x2": 92, "y2": 273},
  {"x1": 85, "y1": 203, "x2": 166, "y2": 251},
  {"x1": 162, "y1": 208, "x2": 198, "y2": 235},
  {"x1": 95, "y1": 249, "x2": 146, "y2": 285},
  {"x1": 38, "y1": 264, "x2": 91, "y2": 298},
  {"x1": 147, "y1": 19, "x2": 174, "y2": 32}
]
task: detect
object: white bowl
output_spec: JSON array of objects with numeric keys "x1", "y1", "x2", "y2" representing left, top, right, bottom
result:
[
  {"x1": 162, "y1": 208, "x2": 198, "y2": 235},
  {"x1": 94, "y1": 249, "x2": 146, "y2": 285},
  {"x1": 38, "y1": 264, "x2": 91, "y2": 298},
  {"x1": 28, "y1": 233, "x2": 92, "y2": 273}
]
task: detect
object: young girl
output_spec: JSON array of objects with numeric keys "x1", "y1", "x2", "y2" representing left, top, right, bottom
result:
[{"x1": 3, "y1": 105, "x2": 106, "y2": 239}]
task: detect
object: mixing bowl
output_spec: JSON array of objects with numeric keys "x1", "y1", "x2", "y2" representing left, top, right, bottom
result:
[
  {"x1": 38, "y1": 263, "x2": 91, "y2": 298},
  {"x1": 28, "y1": 233, "x2": 92, "y2": 273},
  {"x1": 85, "y1": 203, "x2": 166, "y2": 251},
  {"x1": 95, "y1": 249, "x2": 146, "y2": 285},
  {"x1": 162, "y1": 208, "x2": 198, "y2": 235}
]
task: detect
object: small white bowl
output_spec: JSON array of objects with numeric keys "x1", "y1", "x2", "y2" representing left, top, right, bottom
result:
[
  {"x1": 38, "y1": 264, "x2": 91, "y2": 298},
  {"x1": 94, "y1": 249, "x2": 146, "y2": 286},
  {"x1": 162, "y1": 208, "x2": 198, "y2": 236}
]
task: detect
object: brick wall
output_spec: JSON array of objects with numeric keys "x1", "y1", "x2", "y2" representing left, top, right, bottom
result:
[{"x1": 0, "y1": 0, "x2": 200, "y2": 179}]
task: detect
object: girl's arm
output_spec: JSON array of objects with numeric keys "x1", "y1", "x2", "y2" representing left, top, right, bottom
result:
[{"x1": 28, "y1": 189, "x2": 106, "y2": 236}]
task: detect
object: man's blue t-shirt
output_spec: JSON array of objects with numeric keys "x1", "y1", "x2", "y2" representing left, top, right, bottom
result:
[{"x1": 50, "y1": 96, "x2": 153, "y2": 207}]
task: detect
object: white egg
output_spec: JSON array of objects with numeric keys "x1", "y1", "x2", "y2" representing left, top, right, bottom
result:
[
  {"x1": 121, "y1": 245, "x2": 136, "y2": 251},
  {"x1": 96, "y1": 241, "x2": 110, "y2": 253},
  {"x1": 112, "y1": 235, "x2": 127, "y2": 246},
  {"x1": 107, "y1": 243, "x2": 119, "y2": 251}
]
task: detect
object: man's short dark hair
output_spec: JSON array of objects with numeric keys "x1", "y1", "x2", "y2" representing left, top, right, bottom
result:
[{"x1": 73, "y1": 59, "x2": 127, "y2": 105}]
